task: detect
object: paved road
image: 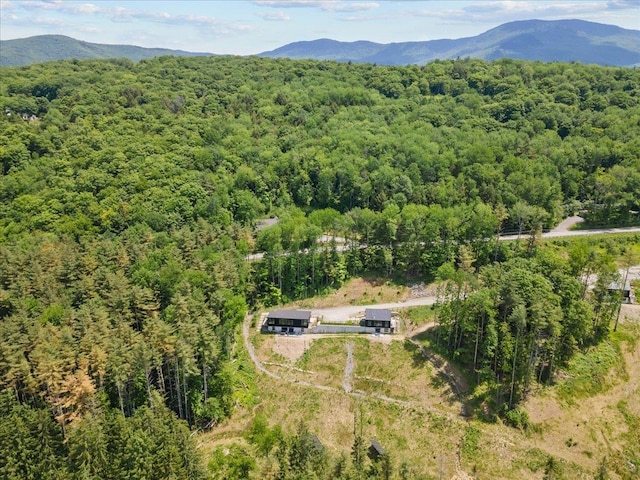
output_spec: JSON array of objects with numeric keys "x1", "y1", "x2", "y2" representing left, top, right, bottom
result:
[
  {"x1": 550, "y1": 215, "x2": 584, "y2": 233},
  {"x1": 501, "y1": 225, "x2": 640, "y2": 241},
  {"x1": 247, "y1": 218, "x2": 640, "y2": 261}
]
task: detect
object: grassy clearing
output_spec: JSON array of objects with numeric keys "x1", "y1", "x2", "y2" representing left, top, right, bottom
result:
[
  {"x1": 400, "y1": 304, "x2": 440, "y2": 330},
  {"x1": 292, "y1": 277, "x2": 411, "y2": 309},
  {"x1": 204, "y1": 292, "x2": 640, "y2": 478},
  {"x1": 545, "y1": 232, "x2": 640, "y2": 257},
  {"x1": 296, "y1": 337, "x2": 352, "y2": 389},
  {"x1": 351, "y1": 338, "x2": 453, "y2": 406},
  {"x1": 557, "y1": 324, "x2": 639, "y2": 403},
  {"x1": 557, "y1": 340, "x2": 624, "y2": 402}
]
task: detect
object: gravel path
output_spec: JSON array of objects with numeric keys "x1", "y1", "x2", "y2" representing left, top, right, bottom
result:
[
  {"x1": 343, "y1": 342, "x2": 354, "y2": 393},
  {"x1": 243, "y1": 315, "x2": 282, "y2": 381},
  {"x1": 550, "y1": 215, "x2": 585, "y2": 233}
]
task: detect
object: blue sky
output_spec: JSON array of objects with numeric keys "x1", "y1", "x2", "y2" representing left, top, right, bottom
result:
[{"x1": 1, "y1": 1, "x2": 638, "y2": 55}]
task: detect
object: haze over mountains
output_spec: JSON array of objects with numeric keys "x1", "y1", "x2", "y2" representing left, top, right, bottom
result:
[{"x1": 1, "y1": 19, "x2": 639, "y2": 67}]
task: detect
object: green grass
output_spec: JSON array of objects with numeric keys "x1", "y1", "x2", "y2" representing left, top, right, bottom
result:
[
  {"x1": 615, "y1": 401, "x2": 640, "y2": 472},
  {"x1": 557, "y1": 340, "x2": 622, "y2": 403},
  {"x1": 461, "y1": 424, "x2": 481, "y2": 459},
  {"x1": 402, "y1": 304, "x2": 439, "y2": 328},
  {"x1": 545, "y1": 233, "x2": 640, "y2": 257}
]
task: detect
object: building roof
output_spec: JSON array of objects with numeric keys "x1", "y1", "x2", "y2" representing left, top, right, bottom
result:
[
  {"x1": 267, "y1": 309, "x2": 312, "y2": 320},
  {"x1": 369, "y1": 439, "x2": 385, "y2": 456},
  {"x1": 364, "y1": 308, "x2": 391, "y2": 322},
  {"x1": 608, "y1": 280, "x2": 632, "y2": 291}
]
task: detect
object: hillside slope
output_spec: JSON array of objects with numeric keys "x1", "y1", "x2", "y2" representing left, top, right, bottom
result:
[{"x1": 0, "y1": 34, "x2": 212, "y2": 66}]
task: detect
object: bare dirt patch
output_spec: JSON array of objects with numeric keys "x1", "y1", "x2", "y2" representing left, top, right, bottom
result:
[
  {"x1": 519, "y1": 326, "x2": 640, "y2": 474},
  {"x1": 294, "y1": 277, "x2": 411, "y2": 309},
  {"x1": 620, "y1": 303, "x2": 640, "y2": 323},
  {"x1": 272, "y1": 332, "x2": 397, "y2": 363},
  {"x1": 272, "y1": 334, "x2": 312, "y2": 363}
]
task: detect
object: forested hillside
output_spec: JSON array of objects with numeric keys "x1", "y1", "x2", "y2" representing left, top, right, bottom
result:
[
  {"x1": 0, "y1": 34, "x2": 211, "y2": 67},
  {"x1": 0, "y1": 55, "x2": 639, "y2": 478}
]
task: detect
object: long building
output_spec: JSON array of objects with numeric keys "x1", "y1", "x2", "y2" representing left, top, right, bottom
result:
[{"x1": 264, "y1": 309, "x2": 312, "y2": 334}]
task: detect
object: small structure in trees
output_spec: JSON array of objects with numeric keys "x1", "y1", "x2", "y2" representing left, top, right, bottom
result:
[
  {"x1": 362, "y1": 308, "x2": 396, "y2": 333},
  {"x1": 608, "y1": 279, "x2": 633, "y2": 303},
  {"x1": 368, "y1": 439, "x2": 385, "y2": 460},
  {"x1": 264, "y1": 309, "x2": 312, "y2": 334}
]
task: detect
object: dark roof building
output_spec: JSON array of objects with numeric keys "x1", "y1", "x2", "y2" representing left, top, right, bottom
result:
[
  {"x1": 608, "y1": 280, "x2": 633, "y2": 303},
  {"x1": 265, "y1": 310, "x2": 312, "y2": 332},
  {"x1": 364, "y1": 309, "x2": 391, "y2": 322},
  {"x1": 368, "y1": 439, "x2": 385, "y2": 460},
  {"x1": 268, "y1": 310, "x2": 312, "y2": 321},
  {"x1": 363, "y1": 308, "x2": 395, "y2": 332}
]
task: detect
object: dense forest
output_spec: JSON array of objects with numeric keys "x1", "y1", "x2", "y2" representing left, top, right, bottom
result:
[{"x1": 0, "y1": 55, "x2": 639, "y2": 478}]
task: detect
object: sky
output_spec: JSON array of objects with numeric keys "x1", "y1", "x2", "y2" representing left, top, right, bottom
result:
[{"x1": 1, "y1": 0, "x2": 639, "y2": 55}]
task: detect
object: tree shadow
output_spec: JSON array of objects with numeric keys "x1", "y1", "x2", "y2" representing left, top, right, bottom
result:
[{"x1": 403, "y1": 339, "x2": 428, "y2": 368}]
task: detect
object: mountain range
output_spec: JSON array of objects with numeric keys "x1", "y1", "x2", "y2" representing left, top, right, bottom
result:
[
  {"x1": 1, "y1": 19, "x2": 639, "y2": 67},
  {"x1": 259, "y1": 19, "x2": 640, "y2": 67}
]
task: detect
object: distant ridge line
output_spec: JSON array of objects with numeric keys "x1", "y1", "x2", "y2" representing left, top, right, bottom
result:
[{"x1": 2, "y1": 19, "x2": 639, "y2": 67}]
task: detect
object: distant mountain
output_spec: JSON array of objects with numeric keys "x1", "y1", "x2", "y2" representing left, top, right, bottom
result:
[
  {"x1": 2, "y1": 20, "x2": 639, "y2": 68},
  {"x1": 259, "y1": 19, "x2": 640, "y2": 67},
  {"x1": 0, "y1": 35, "x2": 212, "y2": 67}
]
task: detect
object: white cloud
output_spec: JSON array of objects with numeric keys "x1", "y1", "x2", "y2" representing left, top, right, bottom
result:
[
  {"x1": 330, "y1": 2, "x2": 378, "y2": 12},
  {"x1": 606, "y1": 0, "x2": 640, "y2": 9},
  {"x1": 408, "y1": 1, "x2": 612, "y2": 23},
  {"x1": 8, "y1": 1, "x2": 253, "y2": 33},
  {"x1": 254, "y1": 0, "x2": 324, "y2": 6},
  {"x1": 253, "y1": 0, "x2": 379, "y2": 12},
  {"x1": 257, "y1": 10, "x2": 291, "y2": 20}
]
